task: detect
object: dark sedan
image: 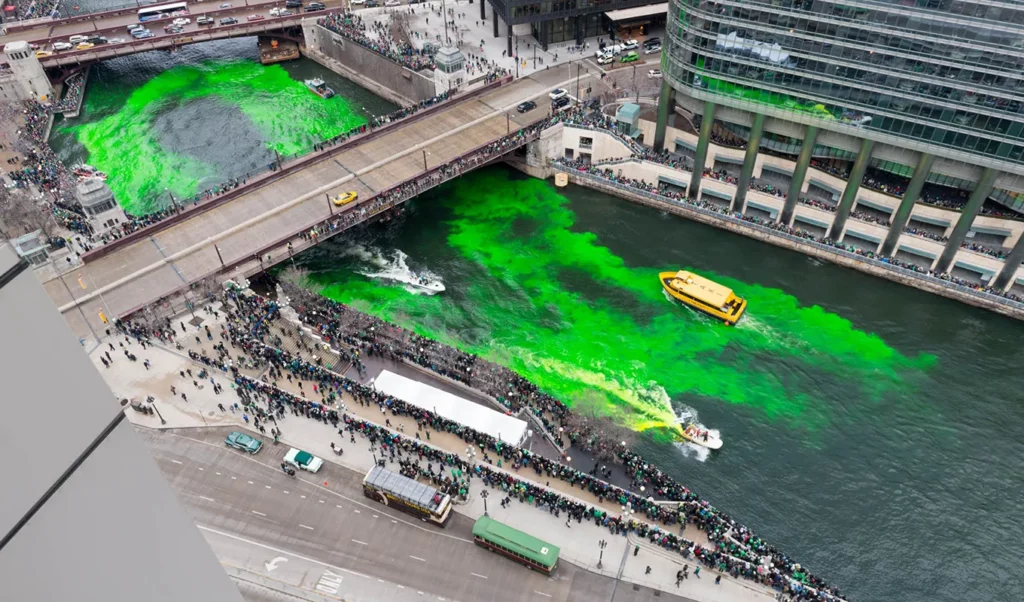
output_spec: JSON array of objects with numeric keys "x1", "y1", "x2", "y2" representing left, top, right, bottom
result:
[{"x1": 516, "y1": 100, "x2": 537, "y2": 113}]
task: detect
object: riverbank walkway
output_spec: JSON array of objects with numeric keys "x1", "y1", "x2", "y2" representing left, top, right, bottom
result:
[
  {"x1": 94, "y1": 300, "x2": 776, "y2": 602},
  {"x1": 43, "y1": 67, "x2": 590, "y2": 344}
]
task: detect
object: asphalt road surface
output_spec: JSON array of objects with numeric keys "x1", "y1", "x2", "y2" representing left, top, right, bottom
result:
[{"x1": 137, "y1": 426, "x2": 695, "y2": 602}]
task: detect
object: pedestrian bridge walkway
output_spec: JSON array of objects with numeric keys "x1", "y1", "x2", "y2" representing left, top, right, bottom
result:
[{"x1": 44, "y1": 68, "x2": 584, "y2": 342}]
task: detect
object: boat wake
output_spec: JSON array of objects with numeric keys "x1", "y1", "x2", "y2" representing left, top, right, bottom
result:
[{"x1": 346, "y1": 245, "x2": 445, "y2": 295}]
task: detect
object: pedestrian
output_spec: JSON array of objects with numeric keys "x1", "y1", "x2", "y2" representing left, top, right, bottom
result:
[
  {"x1": 218, "y1": 403, "x2": 226, "y2": 412},
  {"x1": 243, "y1": 414, "x2": 249, "y2": 423},
  {"x1": 181, "y1": 393, "x2": 188, "y2": 402},
  {"x1": 143, "y1": 359, "x2": 151, "y2": 370},
  {"x1": 645, "y1": 566, "x2": 651, "y2": 575},
  {"x1": 634, "y1": 545, "x2": 639, "y2": 556},
  {"x1": 693, "y1": 566, "x2": 700, "y2": 578},
  {"x1": 715, "y1": 575, "x2": 721, "y2": 585}
]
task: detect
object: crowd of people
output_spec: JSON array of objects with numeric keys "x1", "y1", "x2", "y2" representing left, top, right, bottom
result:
[
  {"x1": 749, "y1": 177, "x2": 787, "y2": 198},
  {"x1": 319, "y1": 12, "x2": 435, "y2": 71},
  {"x1": 960, "y1": 240, "x2": 1007, "y2": 259},
  {"x1": 115, "y1": 284, "x2": 849, "y2": 602},
  {"x1": 798, "y1": 197, "x2": 836, "y2": 212},
  {"x1": 703, "y1": 168, "x2": 738, "y2": 186},
  {"x1": 848, "y1": 209, "x2": 890, "y2": 227},
  {"x1": 51, "y1": 71, "x2": 86, "y2": 114},
  {"x1": 902, "y1": 226, "x2": 948, "y2": 243},
  {"x1": 809, "y1": 159, "x2": 851, "y2": 181}
]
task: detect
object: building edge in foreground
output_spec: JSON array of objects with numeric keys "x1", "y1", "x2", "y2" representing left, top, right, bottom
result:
[{"x1": 0, "y1": 244, "x2": 245, "y2": 602}]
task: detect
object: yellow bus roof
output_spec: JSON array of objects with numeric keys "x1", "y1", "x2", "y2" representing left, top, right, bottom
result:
[{"x1": 671, "y1": 271, "x2": 734, "y2": 307}]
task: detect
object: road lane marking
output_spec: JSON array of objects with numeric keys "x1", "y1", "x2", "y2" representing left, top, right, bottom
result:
[
  {"x1": 351, "y1": 539, "x2": 368, "y2": 546},
  {"x1": 216, "y1": 472, "x2": 221, "y2": 475},
  {"x1": 251, "y1": 511, "x2": 267, "y2": 517},
  {"x1": 301, "y1": 495, "x2": 307, "y2": 499},
  {"x1": 378, "y1": 579, "x2": 384, "y2": 583},
  {"x1": 353, "y1": 509, "x2": 360, "y2": 514},
  {"x1": 471, "y1": 573, "x2": 488, "y2": 579},
  {"x1": 409, "y1": 555, "x2": 426, "y2": 562},
  {"x1": 336, "y1": 504, "x2": 343, "y2": 508},
  {"x1": 265, "y1": 485, "x2": 271, "y2": 489},
  {"x1": 534, "y1": 592, "x2": 552, "y2": 598},
  {"x1": 299, "y1": 524, "x2": 314, "y2": 531},
  {"x1": 170, "y1": 459, "x2": 183, "y2": 464},
  {"x1": 231, "y1": 476, "x2": 237, "y2": 480},
  {"x1": 319, "y1": 500, "x2": 325, "y2": 504},
  {"x1": 199, "y1": 496, "x2": 216, "y2": 502},
  {"x1": 198, "y1": 526, "x2": 372, "y2": 583},
  {"x1": 391, "y1": 520, "x2": 398, "y2": 524},
  {"x1": 284, "y1": 491, "x2": 290, "y2": 494},
  {"x1": 373, "y1": 514, "x2": 379, "y2": 518},
  {"x1": 398, "y1": 585, "x2": 405, "y2": 589},
  {"x1": 198, "y1": 467, "x2": 204, "y2": 471},
  {"x1": 248, "y1": 481, "x2": 254, "y2": 485}
]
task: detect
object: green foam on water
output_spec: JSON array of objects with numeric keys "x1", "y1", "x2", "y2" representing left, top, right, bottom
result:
[
  {"x1": 61, "y1": 60, "x2": 366, "y2": 215},
  {"x1": 313, "y1": 169, "x2": 935, "y2": 433}
]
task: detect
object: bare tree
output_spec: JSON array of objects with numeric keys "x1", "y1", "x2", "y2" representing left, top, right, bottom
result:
[
  {"x1": 278, "y1": 265, "x2": 323, "y2": 306},
  {"x1": 0, "y1": 190, "x2": 54, "y2": 239}
]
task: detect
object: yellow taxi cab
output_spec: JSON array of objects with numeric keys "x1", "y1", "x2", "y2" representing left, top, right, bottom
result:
[
  {"x1": 76, "y1": 42, "x2": 95, "y2": 50},
  {"x1": 332, "y1": 191, "x2": 358, "y2": 206},
  {"x1": 35, "y1": 50, "x2": 54, "y2": 57}
]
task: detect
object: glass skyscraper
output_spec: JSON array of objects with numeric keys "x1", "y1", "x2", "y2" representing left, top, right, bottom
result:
[{"x1": 654, "y1": 0, "x2": 1024, "y2": 289}]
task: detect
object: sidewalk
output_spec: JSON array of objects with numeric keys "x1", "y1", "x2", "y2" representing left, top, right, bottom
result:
[{"x1": 93, "y1": 308, "x2": 773, "y2": 602}]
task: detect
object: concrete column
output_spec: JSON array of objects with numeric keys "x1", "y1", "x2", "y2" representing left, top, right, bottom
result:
[
  {"x1": 934, "y1": 167, "x2": 998, "y2": 274},
  {"x1": 992, "y1": 234, "x2": 1024, "y2": 291},
  {"x1": 493, "y1": 11, "x2": 499, "y2": 38},
  {"x1": 780, "y1": 125, "x2": 819, "y2": 225},
  {"x1": 687, "y1": 101, "x2": 716, "y2": 200},
  {"x1": 731, "y1": 112, "x2": 765, "y2": 214},
  {"x1": 480, "y1": 0, "x2": 485, "y2": 21},
  {"x1": 653, "y1": 81, "x2": 674, "y2": 151},
  {"x1": 507, "y1": 23, "x2": 513, "y2": 58},
  {"x1": 879, "y1": 153, "x2": 934, "y2": 257},
  {"x1": 576, "y1": 15, "x2": 585, "y2": 45},
  {"x1": 826, "y1": 138, "x2": 874, "y2": 240}
]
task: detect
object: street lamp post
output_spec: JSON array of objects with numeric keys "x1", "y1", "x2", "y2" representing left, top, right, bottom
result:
[
  {"x1": 598, "y1": 539, "x2": 608, "y2": 568},
  {"x1": 481, "y1": 489, "x2": 489, "y2": 516},
  {"x1": 147, "y1": 396, "x2": 166, "y2": 425},
  {"x1": 422, "y1": 149, "x2": 428, "y2": 171}
]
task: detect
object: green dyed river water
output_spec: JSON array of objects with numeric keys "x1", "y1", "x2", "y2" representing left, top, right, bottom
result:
[
  {"x1": 49, "y1": 38, "x2": 396, "y2": 214},
  {"x1": 292, "y1": 166, "x2": 1023, "y2": 602},
  {"x1": 42, "y1": 26, "x2": 1020, "y2": 601}
]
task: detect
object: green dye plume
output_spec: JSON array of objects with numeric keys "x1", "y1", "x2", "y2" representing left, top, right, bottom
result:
[
  {"x1": 313, "y1": 169, "x2": 935, "y2": 434},
  {"x1": 61, "y1": 60, "x2": 366, "y2": 215}
]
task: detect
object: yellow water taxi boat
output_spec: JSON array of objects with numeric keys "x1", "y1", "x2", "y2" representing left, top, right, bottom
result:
[
  {"x1": 677, "y1": 422, "x2": 723, "y2": 450},
  {"x1": 659, "y1": 270, "x2": 746, "y2": 325}
]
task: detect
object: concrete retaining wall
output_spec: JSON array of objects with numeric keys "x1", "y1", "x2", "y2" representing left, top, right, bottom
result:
[{"x1": 302, "y1": 21, "x2": 435, "y2": 106}]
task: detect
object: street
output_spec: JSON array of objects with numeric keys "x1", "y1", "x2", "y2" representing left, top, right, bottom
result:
[{"x1": 138, "y1": 426, "x2": 696, "y2": 602}]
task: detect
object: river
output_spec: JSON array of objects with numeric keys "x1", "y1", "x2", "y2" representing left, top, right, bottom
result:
[
  {"x1": 289, "y1": 166, "x2": 1022, "y2": 602},
  {"x1": 48, "y1": 37, "x2": 396, "y2": 214},
  {"x1": 41, "y1": 12, "x2": 1021, "y2": 601}
]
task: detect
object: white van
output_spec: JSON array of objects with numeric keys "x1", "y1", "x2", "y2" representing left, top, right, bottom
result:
[{"x1": 68, "y1": 35, "x2": 89, "y2": 44}]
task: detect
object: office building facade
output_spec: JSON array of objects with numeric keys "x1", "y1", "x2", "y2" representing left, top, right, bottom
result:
[
  {"x1": 483, "y1": 0, "x2": 664, "y2": 53},
  {"x1": 654, "y1": 0, "x2": 1024, "y2": 289}
]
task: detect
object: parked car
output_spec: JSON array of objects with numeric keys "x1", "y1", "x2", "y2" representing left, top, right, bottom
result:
[
  {"x1": 69, "y1": 35, "x2": 89, "y2": 44},
  {"x1": 622, "y1": 39, "x2": 639, "y2": 50},
  {"x1": 350, "y1": 0, "x2": 366, "y2": 4},
  {"x1": 597, "y1": 53, "x2": 614, "y2": 65},
  {"x1": 164, "y1": 25, "x2": 183, "y2": 33},
  {"x1": 219, "y1": 2, "x2": 232, "y2": 7},
  {"x1": 127, "y1": 24, "x2": 144, "y2": 32},
  {"x1": 307, "y1": 1, "x2": 326, "y2": 9},
  {"x1": 225, "y1": 431, "x2": 262, "y2": 454},
  {"x1": 284, "y1": 448, "x2": 324, "y2": 473},
  {"x1": 285, "y1": 0, "x2": 302, "y2": 6},
  {"x1": 644, "y1": 44, "x2": 661, "y2": 55},
  {"x1": 76, "y1": 42, "x2": 94, "y2": 50},
  {"x1": 220, "y1": 17, "x2": 238, "y2": 24},
  {"x1": 620, "y1": 51, "x2": 639, "y2": 63},
  {"x1": 552, "y1": 96, "x2": 571, "y2": 110},
  {"x1": 384, "y1": 0, "x2": 401, "y2": 5},
  {"x1": 172, "y1": 17, "x2": 190, "y2": 25},
  {"x1": 548, "y1": 88, "x2": 567, "y2": 100},
  {"x1": 247, "y1": 13, "x2": 264, "y2": 20},
  {"x1": 107, "y1": 38, "x2": 126, "y2": 44},
  {"x1": 516, "y1": 100, "x2": 537, "y2": 113},
  {"x1": 137, "y1": 31, "x2": 155, "y2": 38},
  {"x1": 52, "y1": 42, "x2": 73, "y2": 51},
  {"x1": 197, "y1": 16, "x2": 214, "y2": 25},
  {"x1": 648, "y1": 69, "x2": 662, "y2": 78},
  {"x1": 366, "y1": 0, "x2": 378, "y2": 6},
  {"x1": 604, "y1": 44, "x2": 622, "y2": 55},
  {"x1": 643, "y1": 37, "x2": 660, "y2": 48},
  {"x1": 35, "y1": 50, "x2": 54, "y2": 57}
]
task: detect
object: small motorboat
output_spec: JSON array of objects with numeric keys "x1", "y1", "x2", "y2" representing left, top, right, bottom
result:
[
  {"x1": 71, "y1": 164, "x2": 107, "y2": 180},
  {"x1": 305, "y1": 77, "x2": 335, "y2": 99},
  {"x1": 676, "y1": 421, "x2": 723, "y2": 450}
]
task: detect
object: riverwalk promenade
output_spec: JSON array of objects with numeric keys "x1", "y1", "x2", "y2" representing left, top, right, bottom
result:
[{"x1": 95, "y1": 299, "x2": 780, "y2": 602}]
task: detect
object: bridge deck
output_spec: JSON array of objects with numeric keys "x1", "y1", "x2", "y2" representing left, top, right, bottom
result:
[{"x1": 46, "y1": 68, "x2": 584, "y2": 340}]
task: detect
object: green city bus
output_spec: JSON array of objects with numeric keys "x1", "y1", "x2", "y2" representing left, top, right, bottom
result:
[{"x1": 471, "y1": 515, "x2": 560, "y2": 574}]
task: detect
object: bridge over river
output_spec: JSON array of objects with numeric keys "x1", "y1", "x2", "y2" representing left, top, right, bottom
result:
[{"x1": 43, "y1": 69, "x2": 585, "y2": 341}]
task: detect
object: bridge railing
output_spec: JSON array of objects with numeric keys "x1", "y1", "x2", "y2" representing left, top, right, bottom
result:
[
  {"x1": 83, "y1": 75, "x2": 513, "y2": 263},
  {"x1": 559, "y1": 165, "x2": 1024, "y2": 312},
  {"x1": 4, "y1": 0, "x2": 293, "y2": 32}
]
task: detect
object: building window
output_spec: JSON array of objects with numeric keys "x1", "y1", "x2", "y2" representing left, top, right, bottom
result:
[{"x1": 579, "y1": 136, "x2": 593, "y2": 150}]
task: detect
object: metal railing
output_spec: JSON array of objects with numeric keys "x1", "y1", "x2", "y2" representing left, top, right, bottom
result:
[{"x1": 557, "y1": 164, "x2": 1024, "y2": 311}]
